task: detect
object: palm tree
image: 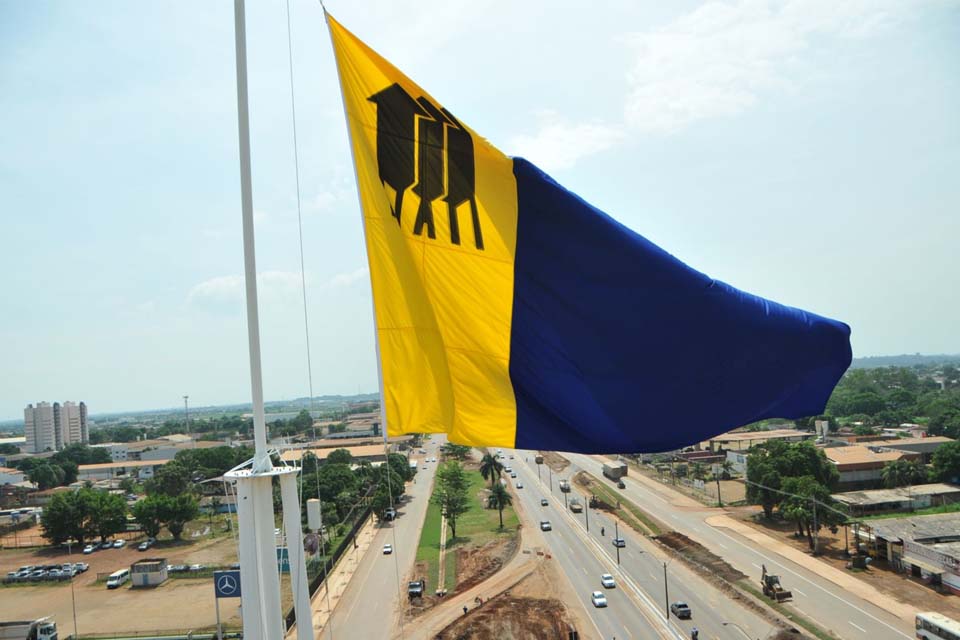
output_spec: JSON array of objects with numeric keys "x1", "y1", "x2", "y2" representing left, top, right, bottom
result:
[
  {"x1": 486, "y1": 483, "x2": 513, "y2": 529},
  {"x1": 479, "y1": 453, "x2": 504, "y2": 487}
]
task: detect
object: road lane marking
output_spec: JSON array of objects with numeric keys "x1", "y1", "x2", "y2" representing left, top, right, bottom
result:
[
  {"x1": 716, "y1": 541, "x2": 728, "y2": 549},
  {"x1": 850, "y1": 622, "x2": 866, "y2": 632},
  {"x1": 704, "y1": 525, "x2": 912, "y2": 639},
  {"x1": 624, "y1": 625, "x2": 634, "y2": 638},
  {"x1": 751, "y1": 562, "x2": 761, "y2": 569},
  {"x1": 649, "y1": 571, "x2": 658, "y2": 581},
  {"x1": 794, "y1": 588, "x2": 807, "y2": 597}
]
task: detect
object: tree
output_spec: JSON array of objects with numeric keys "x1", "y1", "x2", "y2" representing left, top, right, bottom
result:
[
  {"x1": 691, "y1": 462, "x2": 707, "y2": 480},
  {"x1": 486, "y1": 482, "x2": 512, "y2": 529},
  {"x1": 146, "y1": 462, "x2": 192, "y2": 497},
  {"x1": 290, "y1": 410, "x2": 314, "y2": 433},
  {"x1": 440, "y1": 443, "x2": 471, "y2": 461},
  {"x1": 778, "y1": 476, "x2": 846, "y2": 551},
  {"x1": 0, "y1": 443, "x2": 19, "y2": 455},
  {"x1": 326, "y1": 449, "x2": 354, "y2": 465},
  {"x1": 930, "y1": 441, "x2": 960, "y2": 483},
  {"x1": 852, "y1": 424, "x2": 878, "y2": 436},
  {"x1": 92, "y1": 492, "x2": 128, "y2": 542},
  {"x1": 386, "y1": 453, "x2": 413, "y2": 482},
  {"x1": 41, "y1": 489, "x2": 97, "y2": 545},
  {"x1": 164, "y1": 494, "x2": 199, "y2": 540},
  {"x1": 881, "y1": 459, "x2": 926, "y2": 488},
  {"x1": 132, "y1": 495, "x2": 168, "y2": 538},
  {"x1": 28, "y1": 464, "x2": 64, "y2": 490},
  {"x1": 119, "y1": 477, "x2": 138, "y2": 494},
  {"x1": 479, "y1": 453, "x2": 504, "y2": 487},
  {"x1": 433, "y1": 461, "x2": 470, "y2": 539}
]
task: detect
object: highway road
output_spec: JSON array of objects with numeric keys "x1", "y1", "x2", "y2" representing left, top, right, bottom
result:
[
  {"x1": 561, "y1": 451, "x2": 916, "y2": 640},
  {"x1": 509, "y1": 449, "x2": 770, "y2": 640},
  {"x1": 324, "y1": 434, "x2": 445, "y2": 638}
]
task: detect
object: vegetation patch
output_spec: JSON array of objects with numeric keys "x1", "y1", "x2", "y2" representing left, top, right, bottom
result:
[{"x1": 573, "y1": 471, "x2": 663, "y2": 535}]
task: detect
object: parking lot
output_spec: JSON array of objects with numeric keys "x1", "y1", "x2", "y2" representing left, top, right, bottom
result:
[{"x1": 0, "y1": 534, "x2": 243, "y2": 634}]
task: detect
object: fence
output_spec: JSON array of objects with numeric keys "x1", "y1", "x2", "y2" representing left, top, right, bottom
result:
[{"x1": 283, "y1": 505, "x2": 372, "y2": 632}]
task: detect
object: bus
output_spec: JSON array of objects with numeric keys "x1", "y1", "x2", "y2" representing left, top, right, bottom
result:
[{"x1": 917, "y1": 612, "x2": 960, "y2": 640}]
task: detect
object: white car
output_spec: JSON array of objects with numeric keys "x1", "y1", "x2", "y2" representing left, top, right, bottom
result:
[
  {"x1": 539, "y1": 520, "x2": 552, "y2": 531},
  {"x1": 516, "y1": 482, "x2": 523, "y2": 489},
  {"x1": 591, "y1": 591, "x2": 608, "y2": 607},
  {"x1": 113, "y1": 539, "x2": 125, "y2": 548},
  {"x1": 383, "y1": 544, "x2": 393, "y2": 555},
  {"x1": 600, "y1": 573, "x2": 616, "y2": 588},
  {"x1": 82, "y1": 544, "x2": 95, "y2": 554}
]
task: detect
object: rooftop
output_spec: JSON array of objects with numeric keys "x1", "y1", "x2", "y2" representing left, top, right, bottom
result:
[
  {"x1": 824, "y1": 445, "x2": 913, "y2": 466},
  {"x1": 79, "y1": 459, "x2": 172, "y2": 470},
  {"x1": 856, "y1": 436, "x2": 955, "y2": 447},
  {"x1": 709, "y1": 428, "x2": 811, "y2": 443},
  {"x1": 279, "y1": 444, "x2": 387, "y2": 463},
  {"x1": 869, "y1": 512, "x2": 960, "y2": 544},
  {"x1": 833, "y1": 483, "x2": 960, "y2": 506}
]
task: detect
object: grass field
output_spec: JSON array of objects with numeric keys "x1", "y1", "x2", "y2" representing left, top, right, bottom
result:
[{"x1": 415, "y1": 468, "x2": 519, "y2": 593}]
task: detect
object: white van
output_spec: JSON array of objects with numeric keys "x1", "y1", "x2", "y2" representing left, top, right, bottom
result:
[{"x1": 106, "y1": 568, "x2": 130, "y2": 589}]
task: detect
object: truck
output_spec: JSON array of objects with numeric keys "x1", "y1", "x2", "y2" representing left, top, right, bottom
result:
[
  {"x1": 761, "y1": 565, "x2": 792, "y2": 602},
  {"x1": 407, "y1": 578, "x2": 425, "y2": 599},
  {"x1": 559, "y1": 479, "x2": 571, "y2": 493},
  {"x1": 569, "y1": 498, "x2": 583, "y2": 513},
  {"x1": 0, "y1": 618, "x2": 58, "y2": 640},
  {"x1": 602, "y1": 462, "x2": 628, "y2": 481}
]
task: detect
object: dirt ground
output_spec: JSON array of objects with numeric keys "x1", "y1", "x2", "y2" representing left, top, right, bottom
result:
[
  {"x1": 455, "y1": 536, "x2": 519, "y2": 594},
  {"x1": 736, "y1": 510, "x2": 960, "y2": 621},
  {"x1": 434, "y1": 561, "x2": 579, "y2": 640},
  {"x1": 0, "y1": 534, "x2": 244, "y2": 634},
  {"x1": 536, "y1": 451, "x2": 569, "y2": 474}
]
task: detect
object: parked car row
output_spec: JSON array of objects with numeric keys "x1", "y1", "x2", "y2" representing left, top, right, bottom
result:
[
  {"x1": 4, "y1": 562, "x2": 88, "y2": 583},
  {"x1": 83, "y1": 538, "x2": 135, "y2": 554}
]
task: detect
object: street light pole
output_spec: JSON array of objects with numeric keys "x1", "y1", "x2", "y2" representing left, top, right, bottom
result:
[
  {"x1": 585, "y1": 499, "x2": 589, "y2": 532},
  {"x1": 614, "y1": 521, "x2": 620, "y2": 565},
  {"x1": 67, "y1": 541, "x2": 79, "y2": 638},
  {"x1": 663, "y1": 561, "x2": 669, "y2": 619},
  {"x1": 549, "y1": 466, "x2": 553, "y2": 492}
]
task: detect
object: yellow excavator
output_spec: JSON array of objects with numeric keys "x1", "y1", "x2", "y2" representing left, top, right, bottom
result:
[{"x1": 761, "y1": 564, "x2": 793, "y2": 602}]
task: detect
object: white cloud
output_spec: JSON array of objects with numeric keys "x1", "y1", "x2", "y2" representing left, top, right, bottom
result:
[
  {"x1": 621, "y1": 0, "x2": 919, "y2": 134},
  {"x1": 509, "y1": 0, "x2": 925, "y2": 168},
  {"x1": 324, "y1": 267, "x2": 368, "y2": 289},
  {"x1": 508, "y1": 110, "x2": 624, "y2": 171},
  {"x1": 188, "y1": 271, "x2": 307, "y2": 306}
]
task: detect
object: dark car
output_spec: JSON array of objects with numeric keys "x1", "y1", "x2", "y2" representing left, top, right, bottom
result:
[{"x1": 670, "y1": 602, "x2": 692, "y2": 619}]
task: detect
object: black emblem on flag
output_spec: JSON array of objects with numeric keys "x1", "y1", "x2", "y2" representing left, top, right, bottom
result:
[{"x1": 368, "y1": 83, "x2": 484, "y2": 250}]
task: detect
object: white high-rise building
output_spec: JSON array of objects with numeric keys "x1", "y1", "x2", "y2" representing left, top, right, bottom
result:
[
  {"x1": 24, "y1": 402, "x2": 56, "y2": 453},
  {"x1": 23, "y1": 401, "x2": 89, "y2": 453}
]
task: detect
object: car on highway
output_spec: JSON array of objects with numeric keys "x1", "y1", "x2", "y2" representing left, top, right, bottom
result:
[
  {"x1": 612, "y1": 537, "x2": 626, "y2": 548},
  {"x1": 113, "y1": 539, "x2": 125, "y2": 548},
  {"x1": 383, "y1": 544, "x2": 393, "y2": 555},
  {"x1": 516, "y1": 482, "x2": 523, "y2": 489},
  {"x1": 83, "y1": 544, "x2": 96, "y2": 554},
  {"x1": 591, "y1": 591, "x2": 608, "y2": 608},
  {"x1": 510, "y1": 472, "x2": 517, "y2": 478},
  {"x1": 540, "y1": 498, "x2": 549, "y2": 506},
  {"x1": 670, "y1": 602, "x2": 692, "y2": 619},
  {"x1": 539, "y1": 520, "x2": 552, "y2": 531},
  {"x1": 600, "y1": 573, "x2": 616, "y2": 588}
]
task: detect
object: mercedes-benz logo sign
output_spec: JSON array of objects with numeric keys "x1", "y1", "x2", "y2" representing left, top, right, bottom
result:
[{"x1": 217, "y1": 574, "x2": 238, "y2": 595}]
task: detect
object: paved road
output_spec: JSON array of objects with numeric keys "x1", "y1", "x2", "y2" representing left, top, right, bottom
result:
[
  {"x1": 509, "y1": 449, "x2": 770, "y2": 640},
  {"x1": 561, "y1": 452, "x2": 916, "y2": 640},
  {"x1": 324, "y1": 435, "x2": 445, "y2": 638}
]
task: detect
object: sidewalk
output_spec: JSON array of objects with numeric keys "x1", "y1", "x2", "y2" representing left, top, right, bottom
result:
[
  {"x1": 613, "y1": 458, "x2": 916, "y2": 622},
  {"x1": 285, "y1": 513, "x2": 378, "y2": 639}
]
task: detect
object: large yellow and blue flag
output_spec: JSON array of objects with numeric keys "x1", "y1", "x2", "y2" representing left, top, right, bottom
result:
[{"x1": 327, "y1": 14, "x2": 852, "y2": 453}]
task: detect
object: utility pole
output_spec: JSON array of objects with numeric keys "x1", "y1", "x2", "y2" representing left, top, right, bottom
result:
[
  {"x1": 715, "y1": 473, "x2": 723, "y2": 507},
  {"x1": 663, "y1": 561, "x2": 669, "y2": 619},
  {"x1": 183, "y1": 395, "x2": 192, "y2": 447},
  {"x1": 614, "y1": 521, "x2": 620, "y2": 565},
  {"x1": 68, "y1": 541, "x2": 79, "y2": 638},
  {"x1": 812, "y1": 498, "x2": 819, "y2": 555},
  {"x1": 585, "y1": 499, "x2": 589, "y2": 532},
  {"x1": 549, "y1": 466, "x2": 553, "y2": 492}
]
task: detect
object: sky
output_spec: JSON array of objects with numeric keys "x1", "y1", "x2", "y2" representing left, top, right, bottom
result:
[{"x1": 1, "y1": 0, "x2": 958, "y2": 420}]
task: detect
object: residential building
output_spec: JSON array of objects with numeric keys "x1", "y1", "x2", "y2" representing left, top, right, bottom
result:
[
  {"x1": 860, "y1": 513, "x2": 960, "y2": 595},
  {"x1": 833, "y1": 483, "x2": 960, "y2": 517},
  {"x1": 0, "y1": 466, "x2": 26, "y2": 485},
  {"x1": 824, "y1": 445, "x2": 921, "y2": 489},
  {"x1": 90, "y1": 442, "x2": 129, "y2": 462},
  {"x1": 23, "y1": 400, "x2": 89, "y2": 453},
  {"x1": 77, "y1": 459, "x2": 171, "y2": 481},
  {"x1": 24, "y1": 402, "x2": 55, "y2": 453}
]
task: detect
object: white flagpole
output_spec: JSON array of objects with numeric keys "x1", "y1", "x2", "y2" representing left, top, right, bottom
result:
[{"x1": 228, "y1": 2, "x2": 313, "y2": 639}]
